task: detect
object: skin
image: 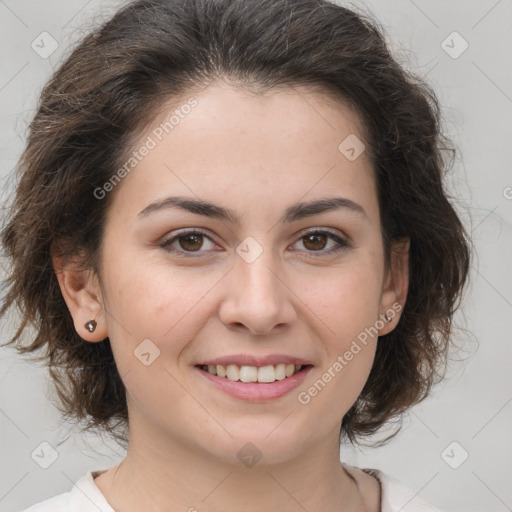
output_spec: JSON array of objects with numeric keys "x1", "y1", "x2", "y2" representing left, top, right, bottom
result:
[{"x1": 54, "y1": 80, "x2": 409, "y2": 512}]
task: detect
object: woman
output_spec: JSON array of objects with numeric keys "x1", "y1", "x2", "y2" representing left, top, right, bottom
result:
[{"x1": 1, "y1": 0, "x2": 470, "y2": 510}]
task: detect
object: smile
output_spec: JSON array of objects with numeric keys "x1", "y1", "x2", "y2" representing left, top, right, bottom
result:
[
  {"x1": 195, "y1": 363, "x2": 314, "y2": 401},
  {"x1": 197, "y1": 363, "x2": 309, "y2": 383}
]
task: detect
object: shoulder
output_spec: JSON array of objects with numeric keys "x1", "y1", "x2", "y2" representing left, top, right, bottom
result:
[
  {"x1": 373, "y1": 469, "x2": 443, "y2": 512},
  {"x1": 19, "y1": 471, "x2": 114, "y2": 512},
  {"x1": 344, "y1": 464, "x2": 444, "y2": 512},
  {"x1": 20, "y1": 492, "x2": 71, "y2": 512}
]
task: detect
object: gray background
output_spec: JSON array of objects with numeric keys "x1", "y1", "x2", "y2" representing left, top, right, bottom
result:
[{"x1": 0, "y1": 1, "x2": 511, "y2": 511}]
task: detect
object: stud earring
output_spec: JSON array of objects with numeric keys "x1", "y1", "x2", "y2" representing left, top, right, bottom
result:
[
  {"x1": 84, "y1": 320, "x2": 97, "y2": 333},
  {"x1": 384, "y1": 314, "x2": 391, "y2": 322}
]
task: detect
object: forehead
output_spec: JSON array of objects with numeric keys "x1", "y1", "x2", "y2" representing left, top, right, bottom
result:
[{"x1": 108, "y1": 80, "x2": 378, "y2": 223}]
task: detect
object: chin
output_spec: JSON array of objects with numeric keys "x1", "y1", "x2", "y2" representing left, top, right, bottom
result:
[{"x1": 199, "y1": 420, "x2": 311, "y2": 467}]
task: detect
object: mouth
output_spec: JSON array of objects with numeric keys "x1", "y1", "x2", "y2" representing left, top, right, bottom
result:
[
  {"x1": 194, "y1": 361, "x2": 314, "y2": 401},
  {"x1": 195, "y1": 363, "x2": 312, "y2": 384}
]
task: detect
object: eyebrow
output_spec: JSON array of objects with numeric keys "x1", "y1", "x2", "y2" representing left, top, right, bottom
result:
[{"x1": 138, "y1": 196, "x2": 367, "y2": 224}]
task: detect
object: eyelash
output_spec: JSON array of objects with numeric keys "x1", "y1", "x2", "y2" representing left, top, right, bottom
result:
[{"x1": 159, "y1": 228, "x2": 350, "y2": 258}]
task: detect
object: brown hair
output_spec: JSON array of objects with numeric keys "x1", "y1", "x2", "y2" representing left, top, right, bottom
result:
[{"x1": 1, "y1": 0, "x2": 470, "y2": 448}]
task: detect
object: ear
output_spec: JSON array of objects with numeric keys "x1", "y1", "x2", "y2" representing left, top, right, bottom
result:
[
  {"x1": 378, "y1": 238, "x2": 410, "y2": 336},
  {"x1": 51, "y1": 244, "x2": 108, "y2": 342}
]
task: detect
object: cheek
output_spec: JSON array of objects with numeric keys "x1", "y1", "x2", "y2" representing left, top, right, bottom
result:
[
  {"x1": 100, "y1": 254, "x2": 221, "y2": 359},
  {"x1": 297, "y1": 274, "x2": 380, "y2": 430},
  {"x1": 294, "y1": 253, "x2": 383, "y2": 408},
  {"x1": 298, "y1": 254, "x2": 384, "y2": 341}
]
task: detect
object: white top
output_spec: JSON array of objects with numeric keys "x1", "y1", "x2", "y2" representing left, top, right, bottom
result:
[{"x1": 20, "y1": 467, "x2": 442, "y2": 512}]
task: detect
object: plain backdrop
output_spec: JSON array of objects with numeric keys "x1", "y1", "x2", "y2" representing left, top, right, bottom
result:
[{"x1": 0, "y1": 1, "x2": 511, "y2": 511}]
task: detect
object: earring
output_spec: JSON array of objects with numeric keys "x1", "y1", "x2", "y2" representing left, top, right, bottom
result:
[
  {"x1": 384, "y1": 314, "x2": 391, "y2": 322},
  {"x1": 84, "y1": 320, "x2": 97, "y2": 333}
]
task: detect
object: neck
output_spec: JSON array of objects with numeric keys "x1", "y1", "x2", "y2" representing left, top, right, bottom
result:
[{"x1": 95, "y1": 417, "x2": 368, "y2": 512}]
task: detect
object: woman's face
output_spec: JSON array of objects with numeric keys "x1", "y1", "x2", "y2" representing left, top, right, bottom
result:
[{"x1": 76, "y1": 81, "x2": 407, "y2": 464}]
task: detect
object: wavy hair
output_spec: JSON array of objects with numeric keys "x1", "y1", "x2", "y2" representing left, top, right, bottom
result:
[{"x1": 1, "y1": 0, "x2": 470, "y2": 448}]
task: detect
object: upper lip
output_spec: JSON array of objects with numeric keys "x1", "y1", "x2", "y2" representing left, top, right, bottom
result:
[{"x1": 196, "y1": 354, "x2": 313, "y2": 367}]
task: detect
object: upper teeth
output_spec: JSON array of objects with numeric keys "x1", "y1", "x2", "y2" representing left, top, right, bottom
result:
[{"x1": 204, "y1": 364, "x2": 303, "y2": 383}]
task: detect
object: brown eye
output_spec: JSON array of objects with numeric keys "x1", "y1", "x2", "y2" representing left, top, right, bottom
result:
[
  {"x1": 302, "y1": 232, "x2": 329, "y2": 251},
  {"x1": 178, "y1": 233, "x2": 204, "y2": 252},
  {"x1": 291, "y1": 229, "x2": 350, "y2": 257},
  {"x1": 160, "y1": 229, "x2": 218, "y2": 256}
]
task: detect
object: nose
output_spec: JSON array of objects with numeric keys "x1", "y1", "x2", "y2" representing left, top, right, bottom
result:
[{"x1": 218, "y1": 247, "x2": 297, "y2": 335}]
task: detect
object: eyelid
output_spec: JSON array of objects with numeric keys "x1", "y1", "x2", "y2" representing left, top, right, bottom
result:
[
  {"x1": 159, "y1": 226, "x2": 351, "y2": 257},
  {"x1": 159, "y1": 227, "x2": 219, "y2": 256},
  {"x1": 290, "y1": 227, "x2": 351, "y2": 255},
  {"x1": 297, "y1": 226, "x2": 351, "y2": 243}
]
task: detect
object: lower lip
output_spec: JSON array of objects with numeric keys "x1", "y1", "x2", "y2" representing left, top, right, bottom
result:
[{"x1": 195, "y1": 365, "x2": 313, "y2": 401}]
